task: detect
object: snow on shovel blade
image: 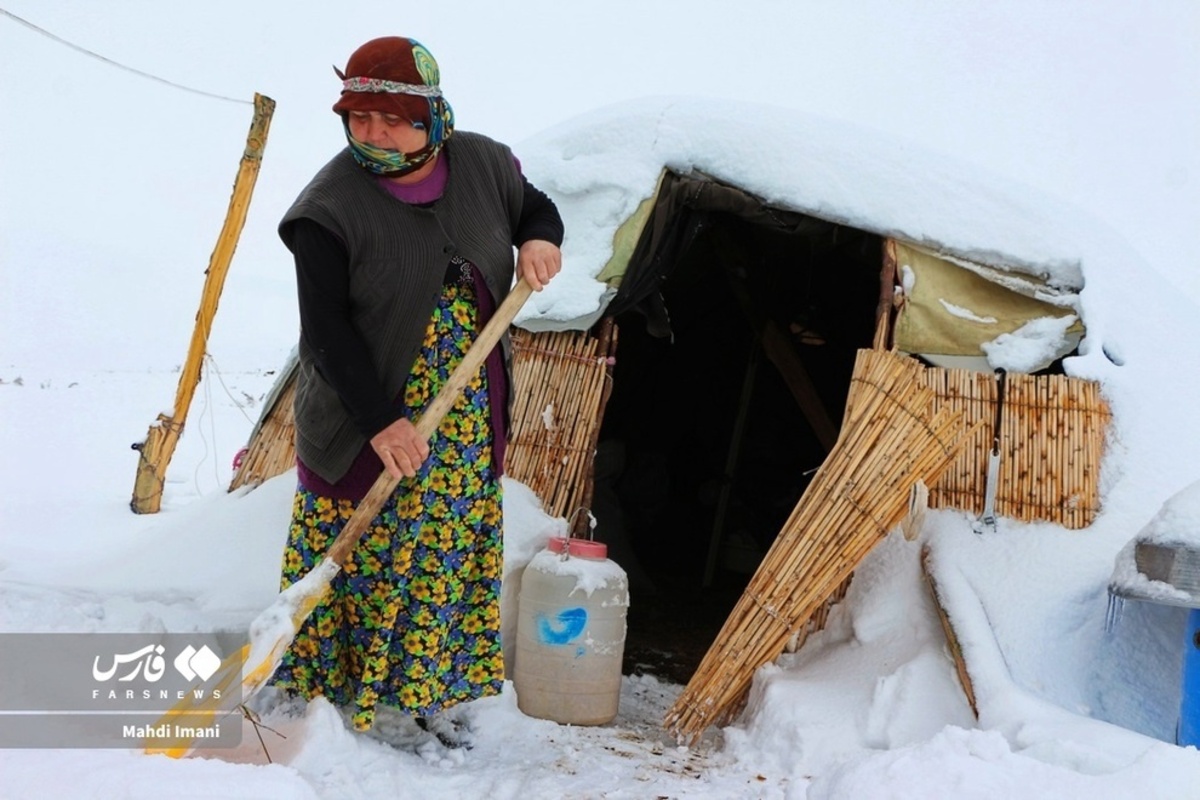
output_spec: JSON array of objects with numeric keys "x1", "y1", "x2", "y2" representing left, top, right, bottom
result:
[{"x1": 142, "y1": 559, "x2": 340, "y2": 757}]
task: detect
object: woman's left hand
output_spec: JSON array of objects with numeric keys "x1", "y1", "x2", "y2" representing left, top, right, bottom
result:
[{"x1": 516, "y1": 239, "x2": 562, "y2": 291}]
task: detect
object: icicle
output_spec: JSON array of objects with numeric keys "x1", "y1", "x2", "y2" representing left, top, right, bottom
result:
[{"x1": 1105, "y1": 590, "x2": 1124, "y2": 633}]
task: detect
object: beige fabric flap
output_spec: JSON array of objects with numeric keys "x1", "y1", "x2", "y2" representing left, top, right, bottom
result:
[
  {"x1": 596, "y1": 170, "x2": 665, "y2": 286},
  {"x1": 893, "y1": 242, "x2": 1083, "y2": 358}
]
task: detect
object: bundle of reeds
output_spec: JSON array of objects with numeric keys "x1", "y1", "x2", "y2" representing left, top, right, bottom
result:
[
  {"x1": 663, "y1": 348, "x2": 976, "y2": 743},
  {"x1": 505, "y1": 326, "x2": 616, "y2": 519},
  {"x1": 229, "y1": 373, "x2": 297, "y2": 491},
  {"x1": 922, "y1": 367, "x2": 1108, "y2": 529},
  {"x1": 786, "y1": 575, "x2": 852, "y2": 654}
]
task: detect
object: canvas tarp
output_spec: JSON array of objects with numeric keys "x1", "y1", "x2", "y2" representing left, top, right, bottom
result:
[{"x1": 891, "y1": 242, "x2": 1083, "y2": 361}]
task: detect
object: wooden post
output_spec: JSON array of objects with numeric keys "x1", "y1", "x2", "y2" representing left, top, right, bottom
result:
[
  {"x1": 703, "y1": 340, "x2": 759, "y2": 587},
  {"x1": 873, "y1": 238, "x2": 898, "y2": 351},
  {"x1": 921, "y1": 544, "x2": 979, "y2": 718},
  {"x1": 130, "y1": 93, "x2": 276, "y2": 514},
  {"x1": 571, "y1": 318, "x2": 619, "y2": 539}
]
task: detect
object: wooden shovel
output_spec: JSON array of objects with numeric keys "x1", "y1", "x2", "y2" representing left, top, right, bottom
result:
[{"x1": 146, "y1": 278, "x2": 534, "y2": 758}]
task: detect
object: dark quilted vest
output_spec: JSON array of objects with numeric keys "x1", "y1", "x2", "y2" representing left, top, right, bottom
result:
[{"x1": 280, "y1": 132, "x2": 522, "y2": 483}]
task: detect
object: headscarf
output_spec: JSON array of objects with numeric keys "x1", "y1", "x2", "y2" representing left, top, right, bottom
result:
[{"x1": 332, "y1": 37, "x2": 455, "y2": 177}]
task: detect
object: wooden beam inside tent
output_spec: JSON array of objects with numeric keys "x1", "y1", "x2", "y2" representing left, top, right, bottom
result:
[
  {"x1": 724, "y1": 266, "x2": 839, "y2": 453},
  {"x1": 758, "y1": 319, "x2": 839, "y2": 451},
  {"x1": 703, "y1": 341, "x2": 761, "y2": 587}
]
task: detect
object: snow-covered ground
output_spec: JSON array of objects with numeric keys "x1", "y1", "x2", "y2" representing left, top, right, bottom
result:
[{"x1": 2, "y1": 2, "x2": 1199, "y2": 797}]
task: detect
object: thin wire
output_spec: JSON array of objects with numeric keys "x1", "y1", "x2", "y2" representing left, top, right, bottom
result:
[
  {"x1": 204, "y1": 352, "x2": 262, "y2": 491},
  {"x1": 191, "y1": 358, "x2": 216, "y2": 494},
  {"x1": 204, "y1": 353, "x2": 257, "y2": 426},
  {"x1": 0, "y1": 7, "x2": 252, "y2": 106},
  {"x1": 205, "y1": 360, "x2": 222, "y2": 488}
]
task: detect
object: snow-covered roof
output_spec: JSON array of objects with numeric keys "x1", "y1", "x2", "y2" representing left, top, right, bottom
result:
[{"x1": 514, "y1": 97, "x2": 1088, "y2": 329}]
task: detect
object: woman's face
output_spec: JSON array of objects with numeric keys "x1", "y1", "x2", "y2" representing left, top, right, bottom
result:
[{"x1": 347, "y1": 110, "x2": 428, "y2": 153}]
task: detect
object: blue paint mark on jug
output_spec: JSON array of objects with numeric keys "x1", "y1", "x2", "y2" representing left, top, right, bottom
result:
[{"x1": 536, "y1": 607, "x2": 588, "y2": 646}]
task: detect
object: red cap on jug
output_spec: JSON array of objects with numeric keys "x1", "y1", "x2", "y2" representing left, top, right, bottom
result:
[{"x1": 547, "y1": 536, "x2": 608, "y2": 560}]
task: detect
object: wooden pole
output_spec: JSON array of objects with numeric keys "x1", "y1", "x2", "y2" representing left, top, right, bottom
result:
[
  {"x1": 703, "y1": 340, "x2": 760, "y2": 586},
  {"x1": 130, "y1": 93, "x2": 276, "y2": 513},
  {"x1": 726, "y1": 269, "x2": 839, "y2": 452},
  {"x1": 571, "y1": 318, "x2": 619, "y2": 538},
  {"x1": 873, "y1": 238, "x2": 898, "y2": 351},
  {"x1": 921, "y1": 544, "x2": 979, "y2": 717}
]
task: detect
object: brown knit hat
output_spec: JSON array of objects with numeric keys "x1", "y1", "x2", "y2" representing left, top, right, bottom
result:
[{"x1": 332, "y1": 36, "x2": 445, "y2": 125}]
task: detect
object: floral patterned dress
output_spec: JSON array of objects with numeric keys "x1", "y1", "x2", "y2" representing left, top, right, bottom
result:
[{"x1": 271, "y1": 277, "x2": 504, "y2": 731}]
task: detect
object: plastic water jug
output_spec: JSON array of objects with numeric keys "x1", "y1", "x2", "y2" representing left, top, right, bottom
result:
[{"x1": 512, "y1": 536, "x2": 629, "y2": 725}]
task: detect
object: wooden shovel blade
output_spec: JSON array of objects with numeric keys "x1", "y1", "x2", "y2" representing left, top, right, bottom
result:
[{"x1": 141, "y1": 642, "x2": 247, "y2": 758}]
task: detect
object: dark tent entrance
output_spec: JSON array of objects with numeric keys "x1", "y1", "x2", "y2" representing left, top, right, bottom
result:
[{"x1": 591, "y1": 172, "x2": 884, "y2": 681}]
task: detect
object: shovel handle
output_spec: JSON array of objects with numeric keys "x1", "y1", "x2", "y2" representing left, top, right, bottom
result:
[{"x1": 324, "y1": 278, "x2": 534, "y2": 567}]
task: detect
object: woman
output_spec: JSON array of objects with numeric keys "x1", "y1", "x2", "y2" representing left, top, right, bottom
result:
[{"x1": 270, "y1": 36, "x2": 563, "y2": 745}]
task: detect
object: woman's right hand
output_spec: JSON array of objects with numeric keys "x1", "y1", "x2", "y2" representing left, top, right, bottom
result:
[{"x1": 370, "y1": 417, "x2": 430, "y2": 480}]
